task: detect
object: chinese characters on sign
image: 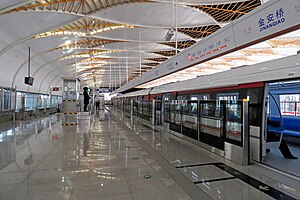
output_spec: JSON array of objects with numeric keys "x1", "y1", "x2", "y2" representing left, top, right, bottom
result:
[
  {"x1": 166, "y1": 61, "x2": 178, "y2": 71},
  {"x1": 258, "y1": 8, "x2": 285, "y2": 32},
  {"x1": 186, "y1": 36, "x2": 230, "y2": 62},
  {"x1": 244, "y1": 27, "x2": 252, "y2": 35}
]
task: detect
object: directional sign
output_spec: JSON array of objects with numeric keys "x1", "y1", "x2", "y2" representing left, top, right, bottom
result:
[{"x1": 259, "y1": 185, "x2": 270, "y2": 191}]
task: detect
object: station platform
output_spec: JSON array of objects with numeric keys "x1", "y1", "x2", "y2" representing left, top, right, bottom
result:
[{"x1": 0, "y1": 108, "x2": 299, "y2": 200}]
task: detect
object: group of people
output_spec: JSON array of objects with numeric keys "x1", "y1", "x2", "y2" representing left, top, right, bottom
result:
[{"x1": 83, "y1": 87, "x2": 101, "y2": 112}]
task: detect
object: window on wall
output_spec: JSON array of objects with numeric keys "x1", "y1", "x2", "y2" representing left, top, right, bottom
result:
[
  {"x1": 16, "y1": 92, "x2": 23, "y2": 110},
  {"x1": 25, "y1": 93, "x2": 37, "y2": 111},
  {"x1": 10, "y1": 90, "x2": 16, "y2": 110},
  {"x1": 37, "y1": 95, "x2": 42, "y2": 109},
  {"x1": 37, "y1": 95, "x2": 51, "y2": 109},
  {"x1": 45, "y1": 95, "x2": 50, "y2": 108},
  {"x1": 3, "y1": 89, "x2": 10, "y2": 111},
  {"x1": 51, "y1": 96, "x2": 58, "y2": 108}
]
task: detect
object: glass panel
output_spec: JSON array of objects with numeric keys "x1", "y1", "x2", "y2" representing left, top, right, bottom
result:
[
  {"x1": 182, "y1": 101, "x2": 198, "y2": 131},
  {"x1": 63, "y1": 80, "x2": 77, "y2": 100},
  {"x1": 51, "y1": 95, "x2": 58, "y2": 111},
  {"x1": 143, "y1": 100, "x2": 151, "y2": 118},
  {"x1": 225, "y1": 100, "x2": 243, "y2": 145},
  {"x1": 10, "y1": 90, "x2": 16, "y2": 110},
  {"x1": 25, "y1": 93, "x2": 36, "y2": 111},
  {"x1": 16, "y1": 92, "x2": 23, "y2": 110},
  {"x1": 279, "y1": 94, "x2": 300, "y2": 116},
  {"x1": 170, "y1": 101, "x2": 181, "y2": 126},
  {"x1": 297, "y1": 102, "x2": 300, "y2": 116},
  {"x1": 3, "y1": 89, "x2": 10, "y2": 111},
  {"x1": 280, "y1": 102, "x2": 296, "y2": 116},
  {"x1": 46, "y1": 95, "x2": 50, "y2": 108},
  {"x1": 133, "y1": 100, "x2": 138, "y2": 115},
  {"x1": 124, "y1": 98, "x2": 131, "y2": 113},
  {"x1": 117, "y1": 99, "x2": 122, "y2": 110},
  {"x1": 200, "y1": 101, "x2": 222, "y2": 137},
  {"x1": 37, "y1": 95, "x2": 43, "y2": 109},
  {"x1": 164, "y1": 101, "x2": 170, "y2": 123}
]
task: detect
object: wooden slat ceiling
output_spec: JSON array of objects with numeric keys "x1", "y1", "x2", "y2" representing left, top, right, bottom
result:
[
  {"x1": 150, "y1": 50, "x2": 179, "y2": 57},
  {"x1": 159, "y1": 40, "x2": 196, "y2": 49},
  {"x1": 240, "y1": 48, "x2": 279, "y2": 56},
  {"x1": 50, "y1": 38, "x2": 120, "y2": 51},
  {"x1": 178, "y1": 25, "x2": 221, "y2": 39},
  {"x1": 59, "y1": 49, "x2": 121, "y2": 60},
  {"x1": 220, "y1": 56, "x2": 253, "y2": 62},
  {"x1": 268, "y1": 38, "x2": 300, "y2": 48},
  {"x1": 191, "y1": 0, "x2": 261, "y2": 22},
  {"x1": 35, "y1": 17, "x2": 133, "y2": 38},
  {"x1": 142, "y1": 63, "x2": 159, "y2": 67},
  {"x1": 145, "y1": 57, "x2": 168, "y2": 62},
  {"x1": 75, "y1": 57, "x2": 114, "y2": 64}
]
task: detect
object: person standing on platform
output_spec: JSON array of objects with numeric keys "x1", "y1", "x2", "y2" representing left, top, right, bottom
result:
[
  {"x1": 83, "y1": 87, "x2": 90, "y2": 112},
  {"x1": 95, "y1": 99, "x2": 100, "y2": 111}
]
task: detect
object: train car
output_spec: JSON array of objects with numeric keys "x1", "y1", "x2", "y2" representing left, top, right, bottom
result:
[{"x1": 114, "y1": 53, "x2": 300, "y2": 167}]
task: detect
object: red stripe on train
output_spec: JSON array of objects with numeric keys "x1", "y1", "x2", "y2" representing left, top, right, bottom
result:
[{"x1": 177, "y1": 82, "x2": 264, "y2": 95}]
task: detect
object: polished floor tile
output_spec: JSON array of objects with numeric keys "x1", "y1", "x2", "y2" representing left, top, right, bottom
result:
[
  {"x1": 0, "y1": 108, "x2": 299, "y2": 200},
  {"x1": 197, "y1": 179, "x2": 273, "y2": 200},
  {"x1": 111, "y1": 108, "x2": 300, "y2": 200},
  {"x1": 178, "y1": 165, "x2": 234, "y2": 183},
  {"x1": 0, "y1": 112, "x2": 190, "y2": 200}
]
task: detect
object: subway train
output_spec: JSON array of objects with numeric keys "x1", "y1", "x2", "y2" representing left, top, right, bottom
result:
[{"x1": 113, "y1": 53, "x2": 300, "y2": 163}]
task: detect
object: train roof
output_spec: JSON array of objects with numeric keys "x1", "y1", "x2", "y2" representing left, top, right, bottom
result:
[
  {"x1": 122, "y1": 53, "x2": 300, "y2": 97},
  {"x1": 122, "y1": 88, "x2": 153, "y2": 98}
]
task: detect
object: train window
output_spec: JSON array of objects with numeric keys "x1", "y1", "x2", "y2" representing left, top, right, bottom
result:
[
  {"x1": 182, "y1": 101, "x2": 189, "y2": 114},
  {"x1": 217, "y1": 93, "x2": 239, "y2": 101},
  {"x1": 191, "y1": 102, "x2": 197, "y2": 114},
  {"x1": 201, "y1": 101, "x2": 220, "y2": 118},
  {"x1": 279, "y1": 94, "x2": 300, "y2": 116},
  {"x1": 191, "y1": 94, "x2": 209, "y2": 100}
]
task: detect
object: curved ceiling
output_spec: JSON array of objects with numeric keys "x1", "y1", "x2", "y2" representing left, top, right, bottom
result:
[
  {"x1": 0, "y1": 0, "x2": 265, "y2": 93},
  {"x1": 95, "y1": 27, "x2": 191, "y2": 42},
  {"x1": 91, "y1": 3, "x2": 216, "y2": 28}
]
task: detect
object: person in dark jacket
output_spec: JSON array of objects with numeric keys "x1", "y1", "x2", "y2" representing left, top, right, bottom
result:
[
  {"x1": 83, "y1": 87, "x2": 90, "y2": 112},
  {"x1": 95, "y1": 99, "x2": 100, "y2": 111}
]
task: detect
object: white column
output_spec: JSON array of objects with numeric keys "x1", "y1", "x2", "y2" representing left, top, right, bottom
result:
[
  {"x1": 139, "y1": 31, "x2": 142, "y2": 76},
  {"x1": 109, "y1": 60, "x2": 112, "y2": 91},
  {"x1": 126, "y1": 52, "x2": 128, "y2": 83},
  {"x1": 175, "y1": 0, "x2": 178, "y2": 54},
  {"x1": 119, "y1": 63, "x2": 121, "y2": 87}
]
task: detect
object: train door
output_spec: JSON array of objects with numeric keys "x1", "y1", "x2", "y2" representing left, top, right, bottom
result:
[
  {"x1": 223, "y1": 100, "x2": 249, "y2": 165},
  {"x1": 263, "y1": 80, "x2": 300, "y2": 176},
  {"x1": 198, "y1": 99, "x2": 249, "y2": 164},
  {"x1": 154, "y1": 99, "x2": 162, "y2": 125},
  {"x1": 199, "y1": 100, "x2": 225, "y2": 152},
  {"x1": 181, "y1": 100, "x2": 198, "y2": 140}
]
